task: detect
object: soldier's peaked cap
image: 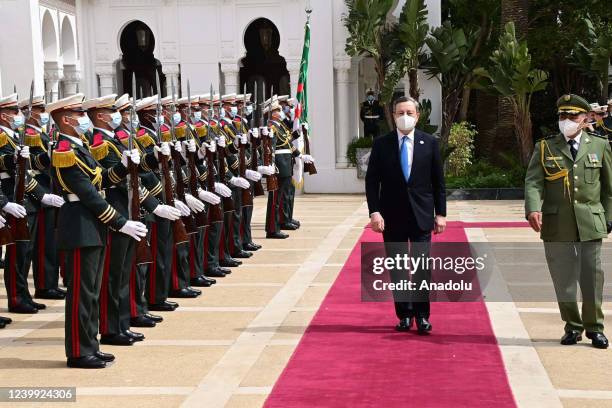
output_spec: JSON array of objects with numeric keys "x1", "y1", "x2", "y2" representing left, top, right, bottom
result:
[
  {"x1": 0, "y1": 93, "x2": 19, "y2": 109},
  {"x1": 557, "y1": 94, "x2": 591, "y2": 115},
  {"x1": 46, "y1": 93, "x2": 85, "y2": 114},
  {"x1": 18, "y1": 95, "x2": 45, "y2": 109}
]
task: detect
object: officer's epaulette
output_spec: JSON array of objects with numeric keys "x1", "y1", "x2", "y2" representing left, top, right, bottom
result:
[
  {"x1": 24, "y1": 127, "x2": 44, "y2": 148},
  {"x1": 53, "y1": 140, "x2": 77, "y2": 168},
  {"x1": 0, "y1": 130, "x2": 8, "y2": 148},
  {"x1": 115, "y1": 129, "x2": 129, "y2": 147},
  {"x1": 135, "y1": 128, "x2": 155, "y2": 148},
  {"x1": 175, "y1": 121, "x2": 187, "y2": 139},
  {"x1": 160, "y1": 124, "x2": 171, "y2": 142},
  {"x1": 89, "y1": 133, "x2": 109, "y2": 161},
  {"x1": 587, "y1": 131, "x2": 607, "y2": 139},
  {"x1": 194, "y1": 121, "x2": 207, "y2": 138}
]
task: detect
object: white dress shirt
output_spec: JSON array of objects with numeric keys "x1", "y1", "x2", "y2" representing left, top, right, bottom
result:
[{"x1": 564, "y1": 132, "x2": 581, "y2": 152}]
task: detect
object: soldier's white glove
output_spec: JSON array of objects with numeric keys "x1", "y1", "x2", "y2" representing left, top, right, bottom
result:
[
  {"x1": 0, "y1": 214, "x2": 6, "y2": 229},
  {"x1": 198, "y1": 189, "x2": 221, "y2": 205},
  {"x1": 206, "y1": 141, "x2": 217, "y2": 153},
  {"x1": 217, "y1": 136, "x2": 226, "y2": 148},
  {"x1": 183, "y1": 139, "x2": 197, "y2": 153},
  {"x1": 214, "y1": 182, "x2": 232, "y2": 198},
  {"x1": 15, "y1": 145, "x2": 30, "y2": 159},
  {"x1": 41, "y1": 194, "x2": 65, "y2": 208},
  {"x1": 257, "y1": 165, "x2": 274, "y2": 176},
  {"x1": 260, "y1": 126, "x2": 269, "y2": 136},
  {"x1": 239, "y1": 134, "x2": 248, "y2": 145},
  {"x1": 250, "y1": 128, "x2": 260, "y2": 139},
  {"x1": 119, "y1": 220, "x2": 148, "y2": 241},
  {"x1": 302, "y1": 154, "x2": 315, "y2": 164},
  {"x1": 153, "y1": 204, "x2": 181, "y2": 221},
  {"x1": 121, "y1": 149, "x2": 140, "y2": 167},
  {"x1": 185, "y1": 193, "x2": 205, "y2": 213},
  {"x1": 3, "y1": 202, "x2": 26, "y2": 218},
  {"x1": 197, "y1": 143, "x2": 207, "y2": 160},
  {"x1": 154, "y1": 142, "x2": 171, "y2": 159},
  {"x1": 302, "y1": 122, "x2": 309, "y2": 131},
  {"x1": 173, "y1": 141, "x2": 182, "y2": 154},
  {"x1": 230, "y1": 176, "x2": 250, "y2": 189},
  {"x1": 245, "y1": 169, "x2": 262, "y2": 182},
  {"x1": 174, "y1": 199, "x2": 191, "y2": 216}
]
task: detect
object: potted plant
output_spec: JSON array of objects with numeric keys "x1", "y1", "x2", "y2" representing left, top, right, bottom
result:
[{"x1": 347, "y1": 137, "x2": 374, "y2": 178}]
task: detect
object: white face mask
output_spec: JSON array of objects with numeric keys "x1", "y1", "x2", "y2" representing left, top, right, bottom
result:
[
  {"x1": 395, "y1": 114, "x2": 416, "y2": 132},
  {"x1": 109, "y1": 111, "x2": 122, "y2": 129},
  {"x1": 74, "y1": 115, "x2": 92, "y2": 135},
  {"x1": 229, "y1": 107, "x2": 238, "y2": 117},
  {"x1": 559, "y1": 119, "x2": 582, "y2": 138},
  {"x1": 219, "y1": 109, "x2": 225, "y2": 118},
  {"x1": 246, "y1": 105, "x2": 253, "y2": 115},
  {"x1": 11, "y1": 113, "x2": 25, "y2": 130},
  {"x1": 193, "y1": 111, "x2": 202, "y2": 121},
  {"x1": 38, "y1": 112, "x2": 50, "y2": 126},
  {"x1": 172, "y1": 112, "x2": 181, "y2": 125},
  {"x1": 279, "y1": 110, "x2": 286, "y2": 120}
]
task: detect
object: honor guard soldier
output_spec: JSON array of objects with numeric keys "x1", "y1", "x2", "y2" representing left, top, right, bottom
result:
[
  {"x1": 360, "y1": 89, "x2": 384, "y2": 139},
  {"x1": 525, "y1": 93, "x2": 612, "y2": 349},
  {"x1": 20, "y1": 95, "x2": 66, "y2": 300},
  {"x1": 604, "y1": 98, "x2": 612, "y2": 133},
  {"x1": 132, "y1": 96, "x2": 182, "y2": 311},
  {"x1": 0, "y1": 93, "x2": 51, "y2": 314},
  {"x1": 589, "y1": 103, "x2": 612, "y2": 138},
  {"x1": 47, "y1": 93, "x2": 148, "y2": 368},
  {"x1": 197, "y1": 94, "x2": 233, "y2": 278}
]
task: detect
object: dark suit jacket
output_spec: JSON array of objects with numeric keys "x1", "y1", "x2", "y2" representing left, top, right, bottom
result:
[{"x1": 365, "y1": 129, "x2": 446, "y2": 232}]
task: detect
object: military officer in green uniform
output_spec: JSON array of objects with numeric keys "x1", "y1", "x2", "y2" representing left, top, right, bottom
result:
[
  {"x1": 525, "y1": 93, "x2": 612, "y2": 349},
  {"x1": 48, "y1": 93, "x2": 148, "y2": 368}
]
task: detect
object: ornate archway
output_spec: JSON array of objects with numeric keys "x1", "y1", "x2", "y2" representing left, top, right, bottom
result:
[{"x1": 240, "y1": 18, "x2": 290, "y2": 105}]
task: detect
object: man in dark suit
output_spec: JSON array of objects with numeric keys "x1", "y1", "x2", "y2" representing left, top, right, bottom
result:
[{"x1": 365, "y1": 96, "x2": 446, "y2": 334}]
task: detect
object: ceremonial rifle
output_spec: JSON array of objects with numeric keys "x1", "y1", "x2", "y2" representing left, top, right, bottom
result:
[
  {"x1": 130, "y1": 73, "x2": 153, "y2": 264},
  {"x1": 261, "y1": 82, "x2": 278, "y2": 191},
  {"x1": 238, "y1": 85, "x2": 253, "y2": 207},
  {"x1": 204, "y1": 84, "x2": 224, "y2": 223},
  {"x1": 214, "y1": 84, "x2": 234, "y2": 212},
  {"x1": 170, "y1": 77, "x2": 197, "y2": 234},
  {"x1": 155, "y1": 73, "x2": 189, "y2": 245},
  {"x1": 249, "y1": 82, "x2": 265, "y2": 196},
  {"x1": 185, "y1": 80, "x2": 207, "y2": 229}
]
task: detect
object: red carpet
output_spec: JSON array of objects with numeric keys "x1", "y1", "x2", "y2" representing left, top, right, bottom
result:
[{"x1": 265, "y1": 221, "x2": 517, "y2": 408}]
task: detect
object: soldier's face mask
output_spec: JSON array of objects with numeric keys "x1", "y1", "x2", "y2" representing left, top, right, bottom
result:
[
  {"x1": 38, "y1": 112, "x2": 49, "y2": 126},
  {"x1": 230, "y1": 106, "x2": 238, "y2": 117},
  {"x1": 73, "y1": 115, "x2": 92, "y2": 135},
  {"x1": 558, "y1": 118, "x2": 583, "y2": 138},
  {"x1": 367, "y1": 95, "x2": 375, "y2": 102},
  {"x1": 193, "y1": 111, "x2": 202, "y2": 121},
  {"x1": 279, "y1": 110, "x2": 286, "y2": 120},
  {"x1": 246, "y1": 105, "x2": 253, "y2": 115},
  {"x1": 172, "y1": 112, "x2": 181, "y2": 125},
  {"x1": 105, "y1": 111, "x2": 122, "y2": 129},
  {"x1": 10, "y1": 113, "x2": 25, "y2": 130}
]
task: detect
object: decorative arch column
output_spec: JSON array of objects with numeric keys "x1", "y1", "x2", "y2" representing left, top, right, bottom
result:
[
  {"x1": 44, "y1": 61, "x2": 64, "y2": 102},
  {"x1": 220, "y1": 63, "x2": 240, "y2": 94},
  {"x1": 163, "y1": 63, "x2": 180, "y2": 96},
  {"x1": 95, "y1": 63, "x2": 115, "y2": 97},
  {"x1": 334, "y1": 58, "x2": 351, "y2": 167},
  {"x1": 62, "y1": 63, "x2": 81, "y2": 97},
  {"x1": 286, "y1": 60, "x2": 300, "y2": 97}
]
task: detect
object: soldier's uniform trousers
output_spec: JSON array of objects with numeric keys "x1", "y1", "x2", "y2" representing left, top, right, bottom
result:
[
  {"x1": 189, "y1": 228, "x2": 206, "y2": 281},
  {"x1": 32, "y1": 207, "x2": 60, "y2": 291},
  {"x1": 205, "y1": 215, "x2": 224, "y2": 273},
  {"x1": 544, "y1": 240, "x2": 604, "y2": 333},
  {"x1": 170, "y1": 240, "x2": 191, "y2": 292},
  {"x1": 230, "y1": 187, "x2": 245, "y2": 254},
  {"x1": 4, "y1": 210, "x2": 37, "y2": 309},
  {"x1": 146, "y1": 217, "x2": 172, "y2": 305},
  {"x1": 99, "y1": 230, "x2": 134, "y2": 336},
  {"x1": 241, "y1": 184, "x2": 255, "y2": 245},
  {"x1": 65, "y1": 246, "x2": 105, "y2": 358}
]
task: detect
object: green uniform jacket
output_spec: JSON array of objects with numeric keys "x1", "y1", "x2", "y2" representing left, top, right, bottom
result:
[{"x1": 525, "y1": 131, "x2": 612, "y2": 242}]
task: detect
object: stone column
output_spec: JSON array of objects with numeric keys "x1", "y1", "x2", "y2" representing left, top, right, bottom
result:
[
  {"x1": 44, "y1": 61, "x2": 64, "y2": 102},
  {"x1": 220, "y1": 63, "x2": 239, "y2": 94},
  {"x1": 95, "y1": 64, "x2": 115, "y2": 97},
  {"x1": 287, "y1": 60, "x2": 300, "y2": 97},
  {"x1": 163, "y1": 64, "x2": 180, "y2": 96},
  {"x1": 334, "y1": 59, "x2": 351, "y2": 167},
  {"x1": 62, "y1": 63, "x2": 81, "y2": 97}
]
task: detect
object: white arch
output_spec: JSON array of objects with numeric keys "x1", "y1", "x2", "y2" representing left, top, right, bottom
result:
[
  {"x1": 41, "y1": 10, "x2": 58, "y2": 62},
  {"x1": 61, "y1": 16, "x2": 76, "y2": 64}
]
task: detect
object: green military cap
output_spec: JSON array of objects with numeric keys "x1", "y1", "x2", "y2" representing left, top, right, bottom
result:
[{"x1": 557, "y1": 94, "x2": 591, "y2": 115}]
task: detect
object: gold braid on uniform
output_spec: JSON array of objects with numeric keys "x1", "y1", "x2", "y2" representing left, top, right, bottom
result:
[
  {"x1": 0, "y1": 131, "x2": 7, "y2": 148},
  {"x1": 540, "y1": 139, "x2": 571, "y2": 202},
  {"x1": 90, "y1": 141, "x2": 110, "y2": 161}
]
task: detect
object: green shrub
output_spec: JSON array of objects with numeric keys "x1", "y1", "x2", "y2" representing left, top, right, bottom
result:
[
  {"x1": 346, "y1": 137, "x2": 374, "y2": 166},
  {"x1": 445, "y1": 159, "x2": 525, "y2": 188},
  {"x1": 446, "y1": 122, "x2": 476, "y2": 176}
]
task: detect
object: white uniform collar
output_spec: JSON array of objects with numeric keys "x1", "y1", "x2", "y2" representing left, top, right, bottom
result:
[
  {"x1": 0, "y1": 125, "x2": 16, "y2": 139},
  {"x1": 61, "y1": 133, "x2": 83, "y2": 147}
]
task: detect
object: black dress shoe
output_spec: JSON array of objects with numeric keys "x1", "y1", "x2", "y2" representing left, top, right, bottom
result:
[
  {"x1": 416, "y1": 317, "x2": 432, "y2": 334},
  {"x1": 28, "y1": 300, "x2": 46, "y2": 310},
  {"x1": 9, "y1": 303, "x2": 38, "y2": 314},
  {"x1": 395, "y1": 317, "x2": 414, "y2": 332},
  {"x1": 205, "y1": 268, "x2": 227, "y2": 278},
  {"x1": 203, "y1": 276, "x2": 216, "y2": 285},
  {"x1": 0, "y1": 316, "x2": 12, "y2": 324},
  {"x1": 144, "y1": 313, "x2": 163, "y2": 323},
  {"x1": 67, "y1": 355, "x2": 106, "y2": 369},
  {"x1": 34, "y1": 288, "x2": 66, "y2": 299},
  {"x1": 166, "y1": 300, "x2": 179, "y2": 309},
  {"x1": 100, "y1": 333, "x2": 135, "y2": 346},
  {"x1": 169, "y1": 288, "x2": 200, "y2": 298},
  {"x1": 220, "y1": 259, "x2": 241, "y2": 267},
  {"x1": 232, "y1": 250, "x2": 253, "y2": 259},
  {"x1": 0, "y1": 321, "x2": 5, "y2": 329},
  {"x1": 94, "y1": 351, "x2": 115, "y2": 362},
  {"x1": 187, "y1": 287, "x2": 201, "y2": 296},
  {"x1": 266, "y1": 232, "x2": 289, "y2": 239},
  {"x1": 560, "y1": 330, "x2": 582, "y2": 345},
  {"x1": 148, "y1": 302, "x2": 176, "y2": 312},
  {"x1": 290, "y1": 219, "x2": 301, "y2": 227},
  {"x1": 130, "y1": 315, "x2": 156, "y2": 327},
  {"x1": 586, "y1": 332, "x2": 609, "y2": 349},
  {"x1": 244, "y1": 242, "x2": 261, "y2": 251},
  {"x1": 280, "y1": 223, "x2": 299, "y2": 231},
  {"x1": 124, "y1": 329, "x2": 145, "y2": 341},
  {"x1": 190, "y1": 276, "x2": 213, "y2": 287}
]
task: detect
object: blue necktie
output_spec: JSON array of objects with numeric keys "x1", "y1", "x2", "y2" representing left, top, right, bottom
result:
[{"x1": 400, "y1": 135, "x2": 410, "y2": 182}]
